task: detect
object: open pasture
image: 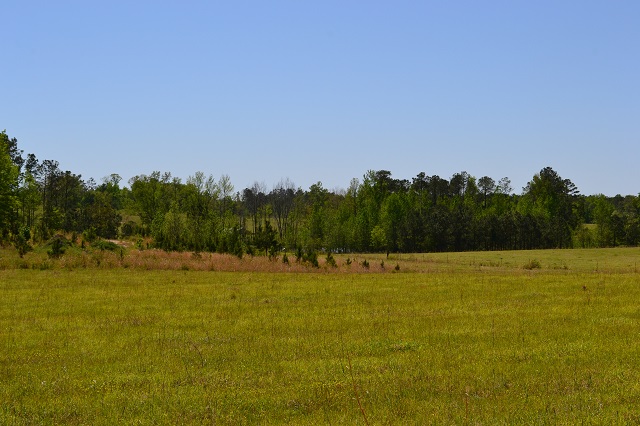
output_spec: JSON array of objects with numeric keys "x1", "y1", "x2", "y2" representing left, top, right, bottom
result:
[{"x1": 1, "y1": 248, "x2": 640, "y2": 424}]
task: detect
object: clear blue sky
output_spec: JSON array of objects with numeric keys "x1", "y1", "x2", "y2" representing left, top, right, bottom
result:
[{"x1": 3, "y1": 1, "x2": 639, "y2": 195}]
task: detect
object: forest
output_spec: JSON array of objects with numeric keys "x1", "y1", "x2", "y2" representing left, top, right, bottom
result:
[{"x1": 2, "y1": 130, "x2": 639, "y2": 256}]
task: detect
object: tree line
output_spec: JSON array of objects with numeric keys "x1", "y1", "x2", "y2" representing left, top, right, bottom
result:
[{"x1": 1, "y1": 130, "x2": 639, "y2": 256}]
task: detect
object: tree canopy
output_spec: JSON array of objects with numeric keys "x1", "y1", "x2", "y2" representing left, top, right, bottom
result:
[{"x1": 1, "y1": 131, "x2": 639, "y2": 255}]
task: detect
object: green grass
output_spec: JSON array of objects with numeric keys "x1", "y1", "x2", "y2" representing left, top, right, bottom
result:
[
  {"x1": 380, "y1": 247, "x2": 640, "y2": 274},
  {"x1": 1, "y1": 248, "x2": 640, "y2": 423}
]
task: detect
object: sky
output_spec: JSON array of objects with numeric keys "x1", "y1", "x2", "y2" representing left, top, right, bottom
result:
[{"x1": 3, "y1": 1, "x2": 639, "y2": 196}]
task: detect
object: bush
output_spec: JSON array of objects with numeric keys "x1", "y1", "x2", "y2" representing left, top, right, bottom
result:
[
  {"x1": 92, "y1": 239, "x2": 119, "y2": 251},
  {"x1": 47, "y1": 235, "x2": 71, "y2": 259},
  {"x1": 233, "y1": 241, "x2": 244, "y2": 259},
  {"x1": 268, "y1": 245, "x2": 279, "y2": 261},
  {"x1": 83, "y1": 228, "x2": 97, "y2": 243},
  {"x1": 326, "y1": 252, "x2": 337, "y2": 268},
  {"x1": 523, "y1": 259, "x2": 542, "y2": 270},
  {"x1": 14, "y1": 227, "x2": 32, "y2": 258},
  {"x1": 303, "y1": 250, "x2": 319, "y2": 268},
  {"x1": 121, "y1": 220, "x2": 141, "y2": 237}
]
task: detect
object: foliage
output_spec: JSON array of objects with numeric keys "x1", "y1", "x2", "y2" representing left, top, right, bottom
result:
[
  {"x1": 326, "y1": 251, "x2": 337, "y2": 268},
  {"x1": 46, "y1": 234, "x2": 70, "y2": 258},
  {"x1": 13, "y1": 226, "x2": 32, "y2": 258},
  {"x1": 522, "y1": 259, "x2": 542, "y2": 270},
  {"x1": 302, "y1": 249, "x2": 319, "y2": 268},
  {"x1": 0, "y1": 131, "x2": 20, "y2": 239},
  {"x1": 2, "y1": 130, "x2": 640, "y2": 255},
  {"x1": 91, "y1": 239, "x2": 120, "y2": 251}
]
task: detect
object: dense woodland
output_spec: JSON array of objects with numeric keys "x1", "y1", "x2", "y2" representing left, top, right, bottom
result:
[{"x1": 2, "y1": 130, "x2": 639, "y2": 256}]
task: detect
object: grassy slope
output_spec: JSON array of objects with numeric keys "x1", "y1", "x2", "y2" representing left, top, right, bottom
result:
[{"x1": 1, "y1": 248, "x2": 640, "y2": 424}]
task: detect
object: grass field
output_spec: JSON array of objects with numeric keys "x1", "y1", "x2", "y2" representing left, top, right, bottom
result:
[{"x1": 1, "y1": 247, "x2": 640, "y2": 424}]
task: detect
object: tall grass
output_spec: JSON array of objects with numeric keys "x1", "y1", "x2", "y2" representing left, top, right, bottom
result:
[
  {"x1": 2, "y1": 242, "x2": 639, "y2": 274},
  {"x1": 1, "y1": 260, "x2": 640, "y2": 423}
]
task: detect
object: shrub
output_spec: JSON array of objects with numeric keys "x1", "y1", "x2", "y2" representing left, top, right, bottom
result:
[
  {"x1": 326, "y1": 252, "x2": 337, "y2": 268},
  {"x1": 121, "y1": 220, "x2": 141, "y2": 237},
  {"x1": 523, "y1": 259, "x2": 542, "y2": 270},
  {"x1": 233, "y1": 241, "x2": 244, "y2": 259},
  {"x1": 268, "y1": 245, "x2": 279, "y2": 261},
  {"x1": 92, "y1": 239, "x2": 119, "y2": 251},
  {"x1": 14, "y1": 227, "x2": 32, "y2": 258},
  {"x1": 303, "y1": 250, "x2": 319, "y2": 268},
  {"x1": 83, "y1": 227, "x2": 97, "y2": 243},
  {"x1": 47, "y1": 235, "x2": 70, "y2": 258}
]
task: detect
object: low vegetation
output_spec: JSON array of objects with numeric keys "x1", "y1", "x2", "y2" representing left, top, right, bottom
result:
[{"x1": 1, "y1": 246, "x2": 640, "y2": 423}]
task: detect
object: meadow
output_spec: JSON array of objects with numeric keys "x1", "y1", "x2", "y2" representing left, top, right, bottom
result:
[{"x1": 1, "y1": 246, "x2": 640, "y2": 424}]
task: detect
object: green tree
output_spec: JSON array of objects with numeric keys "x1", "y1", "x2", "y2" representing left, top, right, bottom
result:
[
  {"x1": 184, "y1": 172, "x2": 218, "y2": 251},
  {"x1": 254, "y1": 220, "x2": 278, "y2": 256},
  {"x1": 478, "y1": 176, "x2": 495, "y2": 209},
  {"x1": 243, "y1": 182, "x2": 267, "y2": 235},
  {"x1": 86, "y1": 191, "x2": 122, "y2": 239},
  {"x1": 17, "y1": 171, "x2": 40, "y2": 230},
  {"x1": 37, "y1": 159, "x2": 63, "y2": 239},
  {"x1": 379, "y1": 192, "x2": 409, "y2": 252},
  {"x1": 270, "y1": 178, "x2": 296, "y2": 243},
  {"x1": 0, "y1": 131, "x2": 20, "y2": 239},
  {"x1": 522, "y1": 167, "x2": 580, "y2": 248},
  {"x1": 1, "y1": 130, "x2": 24, "y2": 171},
  {"x1": 592, "y1": 194, "x2": 614, "y2": 246},
  {"x1": 129, "y1": 172, "x2": 175, "y2": 232},
  {"x1": 370, "y1": 225, "x2": 387, "y2": 252},
  {"x1": 307, "y1": 182, "x2": 328, "y2": 249},
  {"x1": 152, "y1": 203, "x2": 186, "y2": 251}
]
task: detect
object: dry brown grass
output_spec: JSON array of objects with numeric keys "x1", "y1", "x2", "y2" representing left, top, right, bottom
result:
[
  {"x1": 123, "y1": 250, "x2": 389, "y2": 273},
  {"x1": 7, "y1": 243, "x2": 638, "y2": 274},
  {"x1": 1, "y1": 244, "x2": 390, "y2": 273}
]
